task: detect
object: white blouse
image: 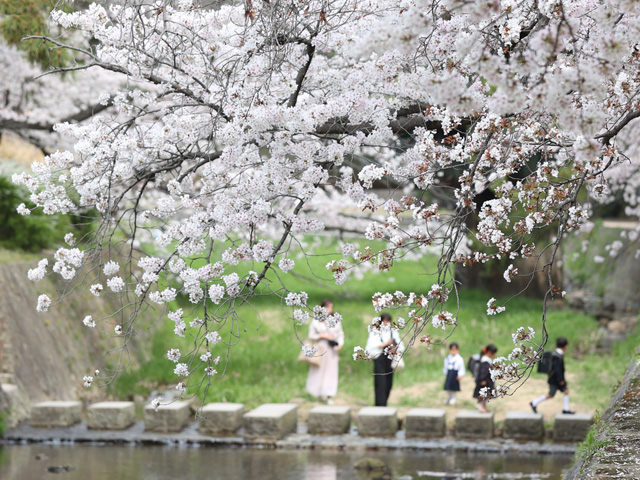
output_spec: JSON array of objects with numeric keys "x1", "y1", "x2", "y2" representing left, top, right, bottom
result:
[
  {"x1": 365, "y1": 326, "x2": 405, "y2": 359},
  {"x1": 308, "y1": 319, "x2": 344, "y2": 346},
  {"x1": 442, "y1": 353, "x2": 466, "y2": 376}
]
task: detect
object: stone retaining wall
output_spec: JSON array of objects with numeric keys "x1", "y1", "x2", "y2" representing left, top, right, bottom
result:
[
  {"x1": 564, "y1": 348, "x2": 640, "y2": 479},
  {"x1": 0, "y1": 262, "x2": 152, "y2": 405}
]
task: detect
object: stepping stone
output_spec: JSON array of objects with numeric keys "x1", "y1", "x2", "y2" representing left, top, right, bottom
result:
[
  {"x1": 554, "y1": 413, "x2": 593, "y2": 442},
  {"x1": 0, "y1": 382, "x2": 17, "y2": 394},
  {"x1": 0, "y1": 384, "x2": 29, "y2": 428},
  {"x1": 31, "y1": 401, "x2": 83, "y2": 428},
  {"x1": 144, "y1": 400, "x2": 191, "y2": 433},
  {"x1": 243, "y1": 403, "x2": 298, "y2": 440},
  {"x1": 455, "y1": 410, "x2": 494, "y2": 438},
  {"x1": 503, "y1": 411, "x2": 545, "y2": 440},
  {"x1": 356, "y1": 407, "x2": 398, "y2": 437},
  {"x1": 405, "y1": 408, "x2": 446, "y2": 438},
  {"x1": 198, "y1": 403, "x2": 244, "y2": 436},
  {"x1": 87, "y1": 401, "x2": 136, "y2": 430},
  {"x1": 307, "y1": 405, "x2": 351, "y2": 435}
]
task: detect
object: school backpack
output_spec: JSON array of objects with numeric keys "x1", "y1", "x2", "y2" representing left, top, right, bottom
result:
[
  {"x1": 537, "y1": 350, "x2": 553, "y2": 374},
  {"x1": 467, "y1": 354, "x2": 481, "y2": 379}
]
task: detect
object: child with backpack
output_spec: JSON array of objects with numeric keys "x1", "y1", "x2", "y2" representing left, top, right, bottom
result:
[
  {"x1": 530, "y1": 337, "x2": 575, "y2": 414},
  {"x1": 473, "y1": 344, "x2": 498, "y2": 413},
  {"x1": 443, "y1": 342, "x2": 465, "y2": 405}
]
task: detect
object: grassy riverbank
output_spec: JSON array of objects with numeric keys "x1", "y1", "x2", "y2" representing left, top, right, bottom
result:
[
  {"x1": 0, "y1": 243, "x2": 635, "y2": 417},
  {"x1": 107, "y1": 243, "x2": 639, "y2": 417}
]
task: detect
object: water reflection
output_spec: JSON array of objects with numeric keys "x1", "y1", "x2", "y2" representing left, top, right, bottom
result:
[
  {"x1": 0, "y1": 445, "x2": 571, "y2": 480},
  {"x1": 417, "y1": 453, "x2": 556, "y2": 480},
  {"x1": 305, "y1": 462, "x2": 337, "y2": 480}
]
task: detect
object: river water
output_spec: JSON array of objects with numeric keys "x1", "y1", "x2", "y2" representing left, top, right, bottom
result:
[{"x1": 0, "y1": 444, "x2": 571, "y2": 479}]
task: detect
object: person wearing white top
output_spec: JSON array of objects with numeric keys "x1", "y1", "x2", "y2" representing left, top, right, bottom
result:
[
  {"x1": 365, "y1": 312, "x2": 405, "y2": 406},
  {"x1": 443, "y1": 342, "x2": 466, "y2": 405}
]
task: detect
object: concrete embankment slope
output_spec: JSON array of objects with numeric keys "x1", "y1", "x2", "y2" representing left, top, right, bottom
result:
[
  {"x1": 564, "y1": 347, "x2": 640, "y2": 479},
  {"x1": 0, "y1": 261, "x2": 151, "y2": 422}
]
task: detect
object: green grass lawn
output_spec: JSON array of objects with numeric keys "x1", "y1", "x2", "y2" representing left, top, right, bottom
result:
[{"x1": 108, "y1": 239, "x2": 639, "y2": 413}]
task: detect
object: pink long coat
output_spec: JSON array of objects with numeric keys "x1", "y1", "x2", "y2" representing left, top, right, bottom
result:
[{"x1": 305, "y1": 319, "x2": 345, "y2": 397}]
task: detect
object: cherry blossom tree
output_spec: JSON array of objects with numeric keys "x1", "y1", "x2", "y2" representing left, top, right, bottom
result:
[
  {"x1": 8, "y1": 0, "x2": 640, "y2": 401},
  {"x1": 0, "y1": 43, "x2": 118, "y2": 153}
]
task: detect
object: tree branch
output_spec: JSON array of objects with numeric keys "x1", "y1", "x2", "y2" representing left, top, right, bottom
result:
[
  {"x1": 0, "y1": 100, "x2": 112, "y2": 132},
  {"x1": 287, "y1": 42, "x2": 316, "y2": 108},
  {"x1": 595, "y1": 108, "x2": 640, "y2": 145},
  {"x1": 25, "y1": 35, "x2": 231, "y2": 123},
  {"x1": 315, "y1": 113, "x2": 443, "y2": 136}
]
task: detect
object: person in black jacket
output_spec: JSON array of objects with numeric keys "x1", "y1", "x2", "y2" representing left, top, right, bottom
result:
[
  {"x1": 530, "y1": 337, "x2": 575, "y2": 414},
  {"x1": 473, "y1": 344, "x2": 498, "y2": 413}
]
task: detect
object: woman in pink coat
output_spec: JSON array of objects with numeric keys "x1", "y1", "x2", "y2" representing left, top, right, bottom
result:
[{"x1": 305, "y1": 300, "x2": 345, "y2": 404}]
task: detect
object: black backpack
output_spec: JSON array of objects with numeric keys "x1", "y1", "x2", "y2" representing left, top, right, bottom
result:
[
  {"x1": 467, "y1": 354, "x2": 481, "y2": 379},
  {"x1": 537, "y1": 350, "x2": 553, "y2": 374}
]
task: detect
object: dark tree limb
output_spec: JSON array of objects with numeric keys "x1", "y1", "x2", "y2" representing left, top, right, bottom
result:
[
  {"x1": 596, "y1": 108, "x2": 640, "y2": 145},
  {"x1": 0, "y1": 100, "x2": 112, "y2": 132}
]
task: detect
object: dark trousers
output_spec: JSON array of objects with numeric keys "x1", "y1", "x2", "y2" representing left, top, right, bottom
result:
[{"x1": 373, "y1": 354, "x2": 394, "y2": 406}]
